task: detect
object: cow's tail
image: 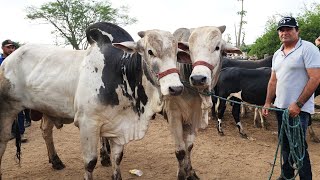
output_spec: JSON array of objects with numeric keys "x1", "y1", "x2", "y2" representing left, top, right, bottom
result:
[{"x1": 13, "y1": 118, "x2": 21, "y2": 164}]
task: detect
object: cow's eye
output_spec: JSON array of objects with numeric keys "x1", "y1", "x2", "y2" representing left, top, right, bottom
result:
[
  {"x1": 215, "y1": 46, "x2": 220, "y2": 51},
  {"x1": 148, "y1": 50, "x2": 154, "y2": 56}
]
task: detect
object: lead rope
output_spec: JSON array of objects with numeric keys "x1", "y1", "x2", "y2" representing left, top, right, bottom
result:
[
  {"x1": 181, "y1": 80, "x2": 306, "y2": 180},
  {"x1": 268, "y1": 109, "x2": 305, "y2": 180}
]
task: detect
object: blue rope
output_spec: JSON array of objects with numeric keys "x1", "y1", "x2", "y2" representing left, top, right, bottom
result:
[{"x1": 181, "y1": 81, "x2": 306, "y2": 180}]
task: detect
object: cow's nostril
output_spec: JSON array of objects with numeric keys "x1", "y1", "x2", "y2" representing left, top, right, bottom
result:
[
  {"x1": 190, "y1": 75, "x2": 207, "y2": 86},
  {"x1": 169, "y1": 86, "x2": 184, "y2": 96}
]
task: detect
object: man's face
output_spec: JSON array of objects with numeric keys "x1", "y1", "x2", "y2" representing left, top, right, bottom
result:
[
  {"x1": 2, "y1": 45, "x2": 16, "y2": 56},
  {"x1": 278, "y1": 27, "x2": 299, "y2": 44}
]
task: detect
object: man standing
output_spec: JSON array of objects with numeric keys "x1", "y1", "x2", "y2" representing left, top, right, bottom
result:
[
  {"x1": 262, "y1": 17, "x2": 320, "y2": 180},
  {"x1": 0, "y1": 39, "x2": 28, "y2": 143},
  {"x1": 0, "y1": 39, "x2": 16, "y2": 63}
]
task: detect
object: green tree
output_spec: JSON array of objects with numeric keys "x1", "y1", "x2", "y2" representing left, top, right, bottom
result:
[
  {"x1": 26, "y1": 0, "x2": 137, "y2": 50},
  {"x1": 249, "y1": 3, "x2": 320, "y2": 58}
]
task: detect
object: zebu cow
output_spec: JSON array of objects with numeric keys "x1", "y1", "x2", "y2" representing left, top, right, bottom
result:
[
  {"x1": 0, "y1": 22, "x2": 185, "y2": 180},
  {"x1": 37, "y1": 22, "x2": 139, "y2": 170},
  {"x1": 166, "y1": 27, "x2": 240, "y2": 179}
]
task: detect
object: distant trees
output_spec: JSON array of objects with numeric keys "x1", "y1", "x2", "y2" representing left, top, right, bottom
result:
[
  {"x1": 248, "y1": 3, "x2": 320, "y2": 58},
  {"x1": 26, "y1": 0, "x2": 137, "y2": 49}
]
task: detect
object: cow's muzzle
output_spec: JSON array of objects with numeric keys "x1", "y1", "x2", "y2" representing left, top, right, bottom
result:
[
  {"x1": 190, "y1": 75, "x2": 207, "y2": 87},
  {"x1": 168, "y1": 86, "x2": 184, "y2": 96}
]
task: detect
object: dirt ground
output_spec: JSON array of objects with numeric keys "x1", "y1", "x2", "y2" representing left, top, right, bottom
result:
[{"x1": 2, "y1": 104, "x2": 320, "y2": 180}]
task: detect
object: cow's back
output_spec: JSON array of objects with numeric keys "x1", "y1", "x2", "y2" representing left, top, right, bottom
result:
[{"x1": 1, "y1": 44, "x2": 86, "y2": 117}]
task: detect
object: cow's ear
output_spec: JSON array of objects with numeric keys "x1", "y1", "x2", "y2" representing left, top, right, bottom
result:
[
  {"x1": 138, "y1": 31, "x2": 145, "y2": 38},
  {"x1": 178, "y1": 42, "x2": 189, "y2": 52},
  {"x1": 113, "y1": 41, "x2": 137, "y2": 53},
  {"x1": 217, "y1": 25, "x2": 226, "y2": 34},
  {"x1": 221, "y1": 41, "x2": 242, "y2": 54},
  {"x1": 177, "y1": 49, "x2": 192, "y2": 64}
]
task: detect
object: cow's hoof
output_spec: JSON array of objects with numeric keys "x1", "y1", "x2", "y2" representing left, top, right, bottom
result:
[
  {"x1": 187, "y1": 171, "x2": 200, "y2": 180},
  {"x1": 218, "y1": 131, "x2": 225, "y2": 136},
  {"x1": 101, "y1": 157, "x2": 111, "y2": 167},
  {"x1": 111, "y1": 173, "x2": 122, "y2": 180},
  {"x1": 178, "y1": 170, "x2": 187, "y2": 180},
  {"x1": 50, "y1": 154, "x2": 66, "y2": 170},
  {"x1": 240, "y1": 133, "x2": 248, "y2": 139}
]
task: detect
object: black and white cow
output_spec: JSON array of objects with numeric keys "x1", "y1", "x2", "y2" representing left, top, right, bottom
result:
[
  {"x1": 163, "y1": 26, "x2": 240, "y2": 179},
  {"x1": 214, "y1": 56, "x2": 320, "y2": 141},
  {"x1": 221, "y1": 55, "x2": 272, "y2": 69},
  {"x1": 0, "y1": 22, "x2": 186, "y2": 180},
  {"x1": 214, "y1": 67, "x2": 271, "y2": 137}
]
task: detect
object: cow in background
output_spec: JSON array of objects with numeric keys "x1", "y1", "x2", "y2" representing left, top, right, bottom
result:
[
  {"x1": 0, "y1": 22, "x2": 185, "y2": 180},
  {"x1": 164, "y1": 26, "x2": 240, "y2": 179},
  {"x1": 214, "y1": 67, "x2": 271, "y2": 138}
]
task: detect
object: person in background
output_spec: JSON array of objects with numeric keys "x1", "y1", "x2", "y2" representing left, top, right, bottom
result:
[
  {"x1": 315, "y1": 36, "x2": 320, "y2": 47},
  {"x1": 262, "y1": 17, "x2": 320, "y2": 180},
  {"x1": 0, "y1": 39, "x2": 28, "y2": 143},
  {"x1": 24, "y1": 109, "x2": 31, "y2": 128}
]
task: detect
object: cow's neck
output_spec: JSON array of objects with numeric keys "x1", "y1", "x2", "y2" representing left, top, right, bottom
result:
[{"x1": 121, "y1": 53, "x2": 162, "y2": 116}]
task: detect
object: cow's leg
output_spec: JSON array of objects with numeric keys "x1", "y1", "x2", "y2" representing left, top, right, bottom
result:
[
  {"x1": 253, "y1": 107, "x2": 259, "y2": 128},
  {"x1": 167, "y1": 111, "x2": 188, "y2": 180},
  {"x1": 0, "y1": 110, "x2": 20, "y2": 180},
  {"x1": 217, "y1": 99, "x2": 226, "y2": 136},
  {"x1": 100, "y1": 137, "x2": 111, "y2": 167},
  {"x1": 183, "y1": 124, "x2": 199, "y2": 180},
  {"x1": 78, "y1": 120, "x2": 98, "y2": 180},
  {"x1": 40, "y1": 116, "x2": 65, "y2": 170},
  {"x1": 230, "y1": 99, "x2": 247, "y2": 138},
  {"x1": 211, "y1": 96, "x2": 218, "y2": 117},
  {"x1": 240, "y1": 104, "x2": 247, "y2": 118},
  {"x1": 109, "y1": 140, "x2": 123, "y2": 180}
]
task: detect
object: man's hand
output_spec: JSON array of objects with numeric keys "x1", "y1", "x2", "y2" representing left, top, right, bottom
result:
[
  {"x1": 288, "y1": 102, "x2": 301, "y2": 118},
  {"x1": 262, "y1": 103, "x2": 271, "y2": 117}
]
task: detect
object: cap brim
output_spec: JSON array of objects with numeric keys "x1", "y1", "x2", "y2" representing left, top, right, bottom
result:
[
  {"x1": 4, "y1": 44, "x2": 14, "y2": 47},
  {"x1": 277, "y1": 25, "x2": 297, "y2": 31}
]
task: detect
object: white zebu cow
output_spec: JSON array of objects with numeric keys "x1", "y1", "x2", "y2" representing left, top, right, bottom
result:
[
  {"x1": 0, "y1": 22, "x2": 185, "y2": 180},
  {"x1": 162, "y1": 26, "x2": 240, "y2": 179}
]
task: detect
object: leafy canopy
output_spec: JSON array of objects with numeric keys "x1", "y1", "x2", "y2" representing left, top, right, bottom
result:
[
  {"x1": 248, "y1": 3, "x2": 320, "y2": 58},
  {"x1": 26, "y1": 0, "x2": 137, "y2": 49}
]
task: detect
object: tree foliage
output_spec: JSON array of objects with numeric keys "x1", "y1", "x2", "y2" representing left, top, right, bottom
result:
[
  {"x1": 248, "y1": 3, "x2": 320, "y2": 58},
  {"x1": 26, "y1": 0, "x2": 137, "y2": 49}
]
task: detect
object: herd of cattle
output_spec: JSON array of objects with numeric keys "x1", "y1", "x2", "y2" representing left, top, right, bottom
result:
[{"x1": 0, "y1": 22, "x2": 318, "y2": 180}]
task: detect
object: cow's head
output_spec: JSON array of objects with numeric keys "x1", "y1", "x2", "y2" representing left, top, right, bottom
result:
[
  {"x1": 178, "y1": 26, "x2": 241, "y2": 90},
  {"x1": 113, "y1": 30, "x2": 185, "y2": 97}
]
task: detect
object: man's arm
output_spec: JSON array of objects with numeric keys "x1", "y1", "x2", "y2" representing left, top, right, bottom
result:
[
  {"x1": 288, "y1": 68, "x2": 320, "y2": 117},
  {"x1": 262, "y1": 71, "x2": 277, "y2": 116}
]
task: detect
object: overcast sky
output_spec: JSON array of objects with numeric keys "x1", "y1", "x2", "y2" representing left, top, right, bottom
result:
[{"x1": 0, "y1": 0, "x2": 318, "y2": 49}]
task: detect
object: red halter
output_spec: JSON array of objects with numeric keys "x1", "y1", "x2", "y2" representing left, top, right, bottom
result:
[
  {"x1": 157, "y1": 68, "x2": 179, "y2": 79},
  {"x1": 192, "y1": 61, "x2": 215, "y2": 70}
]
